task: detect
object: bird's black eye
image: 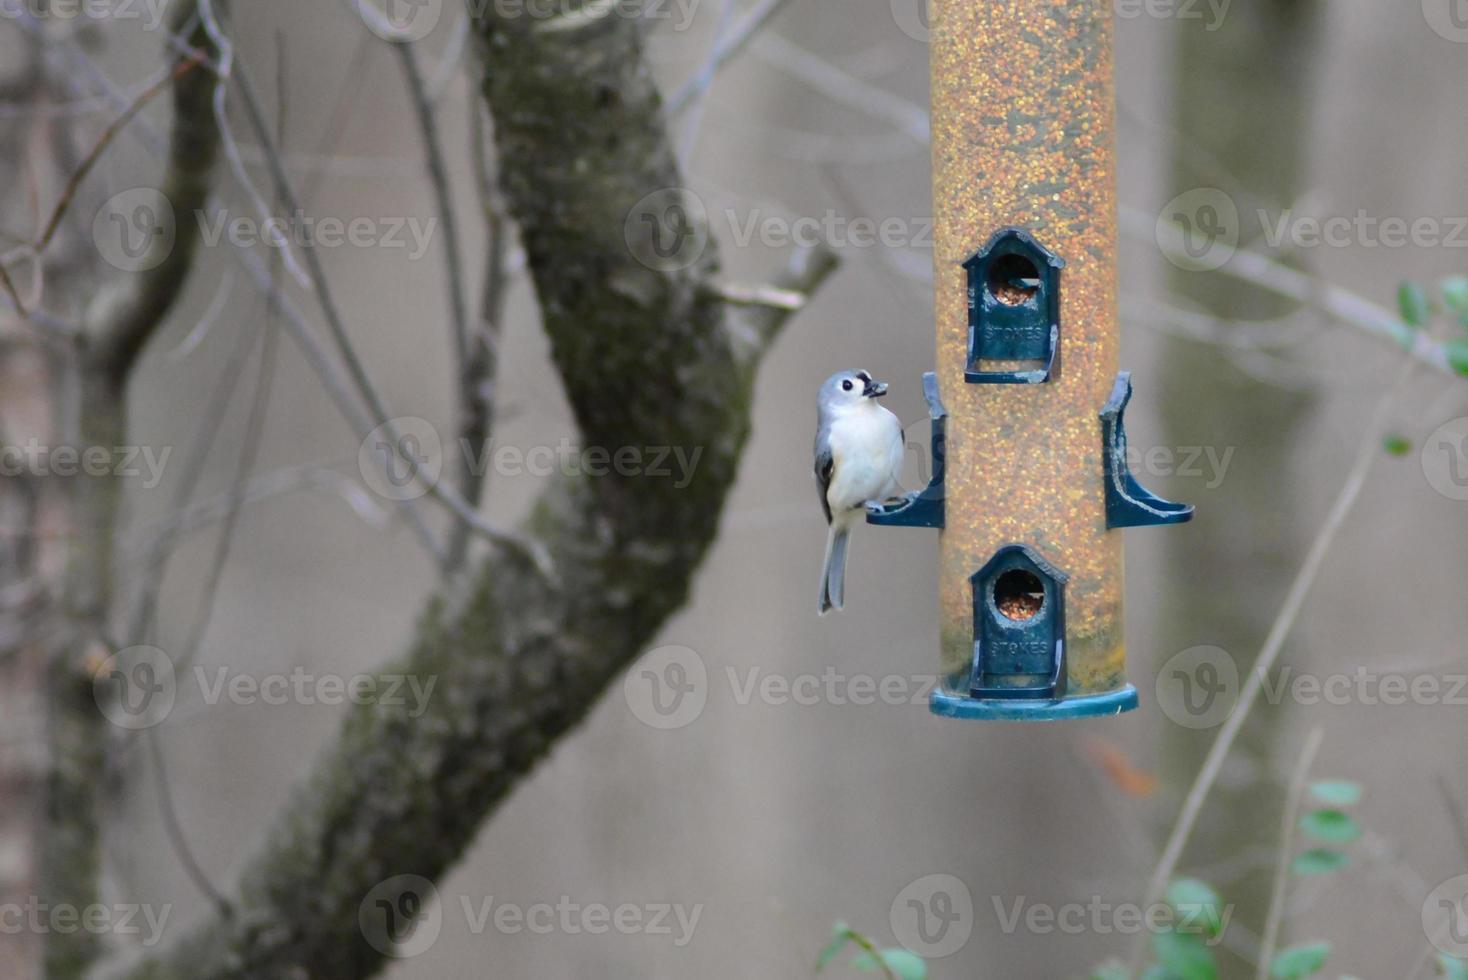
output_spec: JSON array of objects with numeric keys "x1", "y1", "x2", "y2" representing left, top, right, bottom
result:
[{"x1": 841, "y1": 380, "x2": 853, "y2": 391}]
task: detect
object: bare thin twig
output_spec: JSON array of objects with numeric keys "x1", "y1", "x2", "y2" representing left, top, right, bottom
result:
[
  {"x1": 163, "y1": 270, "x2": 234, "y2": 361},
  {"x1": 394, "y1": 42, "x2": 469, "y2": 364},
  {"x1": 747, "y1": 34, "x2": 929, "y2": 143},
  {"x1": 394, "y1": 38, "x2": 493, "y2": 574},
  {"x1": 677, "y1": 0, "x2": 737, "y2": 161},
  {"x1": 667, "y1": 0, "x2": 799, "y2": 114},
  {"x1": 124, "y1": 463, "x2": 388, "y2": 559},
  {"x1": 713, "y1": 281, "x2": 809, "y2": 311},
  {"x1": 145, "y1": 729, "x2": 232, "y2": 915},
  {"x1": 427, "y1": 14, "x2": 471, "y2": 101},
  {"x1": 1127, "y1": 205, "x2": 1463, "y2": 379},
  {"x1": 1256, "y1": 727, "x2": 1324, "y2": 980},
  {"x1": 0, "y1": 258, "x2": 27, "y2": 318},
  {"x1": 222, "y1": 32, "x2": 554, "y2": 578},
  {"x1": 1126, "y1": 353, "x2": 1418, "y2": 977},
  {"x1": 195, "y1": 0, "x2": 310, "y2": 290},
  {"x1": 123, "y1": 282, "x2": 264, "y2": 643},
  {"x1": 170, "y1": 36, "x2": 289, "y2": 677},
  {"x1": 448, "y1": 98, "x2": 511, "y2": 570},
  {"x1": 32, "y1": 53, "x2": 204, "y2": 255}
]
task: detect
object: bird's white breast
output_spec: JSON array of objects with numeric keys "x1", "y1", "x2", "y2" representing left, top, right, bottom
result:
[{"x1": 826, "y1": 403, "x2": 904, "y2": 513}]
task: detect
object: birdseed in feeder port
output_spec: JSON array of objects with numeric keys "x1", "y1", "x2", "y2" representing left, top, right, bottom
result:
[
  {"x1": 994, "y1": 569, "x2": 1045, "y2": 622},
  {"x1": 988, "y1": 253, "x2": 1040, "y2": 306}
]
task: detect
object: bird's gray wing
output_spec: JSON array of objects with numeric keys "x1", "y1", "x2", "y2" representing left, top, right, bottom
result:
[{"x1": 814, "y1": 424, "x2": 834, "y2": 525}]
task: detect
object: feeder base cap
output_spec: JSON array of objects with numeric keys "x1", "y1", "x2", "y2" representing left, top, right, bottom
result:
[{"x1": 931, "y1": 685, "x2": 1138, "y2": 722}]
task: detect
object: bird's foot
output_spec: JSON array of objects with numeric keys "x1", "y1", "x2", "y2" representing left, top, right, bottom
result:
[{"x1": 866, "y1": 493, "x2": 915, "y2": 515}]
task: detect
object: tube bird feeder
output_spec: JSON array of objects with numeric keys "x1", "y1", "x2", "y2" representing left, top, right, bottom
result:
[{"x1": 868, "y1": 0, "x2": 1192, "y2": 720}]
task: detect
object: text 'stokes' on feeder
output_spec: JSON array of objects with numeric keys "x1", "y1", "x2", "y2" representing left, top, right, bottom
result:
[{"x1": 865, "y1": 0, "x2": 1194, "y2": 721}]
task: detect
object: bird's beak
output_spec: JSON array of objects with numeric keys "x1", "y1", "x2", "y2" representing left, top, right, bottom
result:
[{"x1": 862, "y1": 379, "x2": 889, "y2": 398}]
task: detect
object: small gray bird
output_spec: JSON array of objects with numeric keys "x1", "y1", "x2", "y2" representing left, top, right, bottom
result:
[{"x1": 814, "y1": 370, "x2": 904, "y2": 614}]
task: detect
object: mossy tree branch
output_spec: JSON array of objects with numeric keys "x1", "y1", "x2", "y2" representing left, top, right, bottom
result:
[
  {"x1": 42, "y1": 5, "x2": 221, "y2": 979},
  {"x1": 93, "y1": 10, "x2": 835, "y2": 980},
  {"x1": 86, "y1": 1, "x2": 222, "y2": 391}
]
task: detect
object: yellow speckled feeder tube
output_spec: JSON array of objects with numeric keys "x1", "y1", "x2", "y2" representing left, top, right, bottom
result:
[{"x1": 868, "y1": 0, "x2": 1191, "y2": 719}]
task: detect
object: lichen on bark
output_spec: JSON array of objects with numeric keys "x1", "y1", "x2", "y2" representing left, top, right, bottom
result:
[{"x1": 93, "y1": 9, "x2": 834, "y2": 980}]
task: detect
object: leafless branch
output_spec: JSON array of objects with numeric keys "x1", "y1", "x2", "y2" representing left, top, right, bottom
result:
[
  {"x1": 1127, "y1": 352, "x2": 1418, "y2": 977},
  {"x1": 220, "y1": 25, "x2": 552, "y2": 578},
  {"x1": 667, "y1": 0, "x2": 800, "y2": 114},
  {"x1": 1127, "y1": 205, "x2": 1465, "y2": 380},
  {"x1": 95, "y1": 2, "x2": 838, "y2": 969},
  {"x1": 1256, "y1": 727, "x2": 1324, "y2": 980}
]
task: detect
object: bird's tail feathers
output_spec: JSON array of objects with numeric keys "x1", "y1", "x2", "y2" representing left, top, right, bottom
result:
[{"x1": 817, "y1": 523, "x2": 851, "y2": 615}]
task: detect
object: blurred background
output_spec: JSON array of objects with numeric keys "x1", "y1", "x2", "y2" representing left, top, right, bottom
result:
[{"x1": 3, "y1": 0, "x2": 1468, "y2": 977}]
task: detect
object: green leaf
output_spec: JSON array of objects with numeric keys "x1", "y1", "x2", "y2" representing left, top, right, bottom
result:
[
  {"x1": 1292, "y1": 848, "x2": 1350, "y2": 875},
  {"x1": 1439, "y1": 953, "x2": 1468, "y2": 980},
  {"x1": 1308, "y1": 780, "x2": 1363, "y2": 807},
  {"x1": 1091, "y1": 961, "x2": 1130, "y2": 980},
  {"x1": 1383, "y1": 434, "x2": 1412, "y2": 457},
  {"x1": 1401, "y1": 281, "x2": 1431, "y2": 328},
  {"x1": 1140, "y1": 969, "x2": 1169, "y2": 980},
  {"x1": 1300, "y1": 809, "x2": 1361, "y2": 843},
  {"x1": 1446, "y1": 340, "x2": 1468, "y2": 377},
  {"x1": 1270, "y1": 941, "x2": 1330, "y2": 978},
  {"x1": 817, "y1": 922, "x2": 854, "y2": 971},
  {"x1": 1167, "y1": 878, "x2": 1225, "y2": 938},
  {"x1": 850, "y1": 949, "x2": 927, "y2": 979},
  {"x1": 1442, "y1": 276, "x2": 1468, "y2": 321},
  {"x1": 1153, "y1": 929, "x2": 1217, "y2": 980}
]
